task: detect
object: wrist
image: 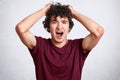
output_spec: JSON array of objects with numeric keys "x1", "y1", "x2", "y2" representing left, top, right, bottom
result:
[
  {"x1": 72, "y1": 10, "x2": 78, "y2": 18},
  {"x1": 41, "y1": 3, "x2": 51, "y2": 16},
  {"x1": 40, "y1": 8, "x2": 47, "y2": 16}
]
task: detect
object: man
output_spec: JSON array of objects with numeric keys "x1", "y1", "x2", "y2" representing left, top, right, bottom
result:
[{"x1": 16, "y1": 2, "x2": 104, "y2": 80}]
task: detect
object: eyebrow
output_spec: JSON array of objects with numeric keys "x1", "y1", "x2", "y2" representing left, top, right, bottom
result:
[
  {"x1": 51, "y1": 19, "x2": 57, "y2": 21},
  {"x1": 50, "y1": 17, "x2": 57, "y2": 21},
  {"x1": 50, "y1": 16, "x2": 69, "y2": 22}
]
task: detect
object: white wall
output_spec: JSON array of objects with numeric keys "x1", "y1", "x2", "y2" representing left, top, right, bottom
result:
[{"x1": 0, "y1": 0, "x2": 120, "y2": 80}]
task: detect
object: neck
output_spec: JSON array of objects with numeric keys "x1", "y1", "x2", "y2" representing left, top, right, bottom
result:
[{"x1": 51, "y1": 39, "x2": 68, "y2": 48}]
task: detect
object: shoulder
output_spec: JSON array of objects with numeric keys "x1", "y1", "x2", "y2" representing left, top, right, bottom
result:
[
  {"x1": 71, "y1": 38, "x2": 91, "y2": 54},
  {"x1": 68, "y1": 38, "x2": 84, "y2": 49},
  {"x1": 35, "y1": 36, "x2": 47, "y2": 43},
  {"x1": 70, "y1": 38, "x2": 84, "y2": 45},
  {"x1": 30, "y1": 36, "x2": 48, "y2": 49},
  {"x1": 28, "y1": 36, "x2": 48, "y2": 53}
]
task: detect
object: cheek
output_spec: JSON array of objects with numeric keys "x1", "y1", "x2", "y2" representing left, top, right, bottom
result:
[
  {"x1": 65, "y1": 25, "x2": 70, "y2": 31},
  {"x1": 49, "y1": 25, "x2": 55, "y2": 33}
]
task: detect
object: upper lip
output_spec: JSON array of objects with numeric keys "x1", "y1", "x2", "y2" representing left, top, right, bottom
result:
[{"x1": 56, "y1": 32, "x2": 63, "y2": 34}]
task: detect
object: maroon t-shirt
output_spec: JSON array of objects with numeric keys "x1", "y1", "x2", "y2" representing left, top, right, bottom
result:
[{"x1": 29, "y1": 36, "x2": 90, "y2": 80}]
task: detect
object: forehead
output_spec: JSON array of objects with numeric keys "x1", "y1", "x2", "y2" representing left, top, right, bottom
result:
[{"x1": 50, "y1": 16, "x2": 69, "y2": 21}]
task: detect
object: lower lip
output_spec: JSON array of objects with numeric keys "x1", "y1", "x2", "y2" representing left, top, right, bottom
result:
[{"x1": 56, "y1": 34, "x2": 63, "y2": 39}]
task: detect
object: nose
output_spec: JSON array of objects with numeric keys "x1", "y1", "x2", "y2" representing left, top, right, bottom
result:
[{"x1": 57, "y1": 22, "x2": 62, "y2": 30}]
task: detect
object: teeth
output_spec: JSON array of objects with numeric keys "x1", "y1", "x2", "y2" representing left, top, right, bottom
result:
[{"x1": 56, "y1": 32, "x2": 63, "y2": 34}]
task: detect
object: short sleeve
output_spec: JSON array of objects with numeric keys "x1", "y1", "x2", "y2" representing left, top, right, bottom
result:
[
  {"x1": 74, "y1": 38, "x2": 91, "y2": 67},
  {"x1": 79, "y1": 38, "x2": 91, "y2": 65},
  {"x1": 28, "y1": 36, "x2": 43, "y2": 60}
]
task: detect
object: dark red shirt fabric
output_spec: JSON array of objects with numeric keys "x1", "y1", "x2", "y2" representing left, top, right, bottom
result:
[{"x1": 29, "y1": 36, "x2": 90, "y2": 80}]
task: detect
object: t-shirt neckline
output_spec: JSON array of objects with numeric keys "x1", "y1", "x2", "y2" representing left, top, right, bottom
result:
[{"x1": 47, "y1": 39, "x2": 70, "y2": 50}]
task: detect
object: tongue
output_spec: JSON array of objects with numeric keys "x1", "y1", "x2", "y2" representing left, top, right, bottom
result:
[{"x1": 56, "y1": 33, "x2": 63, "y2": 38}]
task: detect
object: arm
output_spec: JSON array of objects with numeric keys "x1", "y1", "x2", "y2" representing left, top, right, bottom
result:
[
  {"x1": 15, "y1": 4, "x2": 51, "y2": 49},
  {"x1": 68, "y1": 5, "x2": 104, "y2": 51}
]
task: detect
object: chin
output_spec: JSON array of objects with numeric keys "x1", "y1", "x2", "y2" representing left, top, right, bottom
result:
[{"x1": 55, "y1": 39, "x2": 64, "y2": 43}]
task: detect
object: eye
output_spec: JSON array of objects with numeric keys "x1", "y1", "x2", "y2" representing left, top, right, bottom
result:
[
  {"x1": 62, "y1": 20, "x2": 68, "y2": 24},
  {"x1": 51, "y1": 20, "x2": 57, "y2": 24}
]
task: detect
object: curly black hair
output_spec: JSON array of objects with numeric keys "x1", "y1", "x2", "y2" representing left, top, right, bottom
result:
[{"x1": 43, "y1": 3, "x2": 74, "y2": 32}]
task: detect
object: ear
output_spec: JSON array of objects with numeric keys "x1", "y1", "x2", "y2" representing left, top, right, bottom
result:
[
  {"x1": 47, "y1": 28, "x2": 50, "y2": 33},
  {"x1": 68, "y1": 26, "x2": 71, "y2": 32}
]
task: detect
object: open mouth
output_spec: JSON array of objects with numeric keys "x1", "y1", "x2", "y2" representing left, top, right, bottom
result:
[{"x1": 56, "y1": 32, "x2": 64, "y2": 38}]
